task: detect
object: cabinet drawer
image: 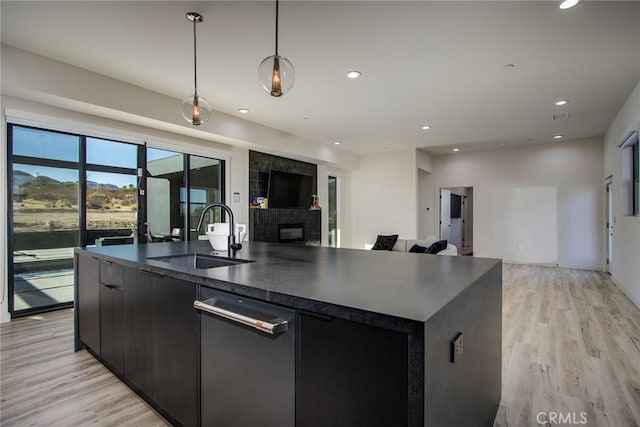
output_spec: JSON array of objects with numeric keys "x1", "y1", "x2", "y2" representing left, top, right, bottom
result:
[{"x1": 99, "y1": 260, "x2": 122, "y2": 287}]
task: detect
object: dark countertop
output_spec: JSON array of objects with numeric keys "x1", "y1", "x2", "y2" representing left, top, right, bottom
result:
[{"x1": 76, "y1": 241, "x2": 501, "y2": 325}]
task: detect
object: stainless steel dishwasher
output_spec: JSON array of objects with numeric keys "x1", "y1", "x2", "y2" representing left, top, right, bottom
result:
[{"x1": 195, "y1": 288, "x2": 296, "y2": 427}]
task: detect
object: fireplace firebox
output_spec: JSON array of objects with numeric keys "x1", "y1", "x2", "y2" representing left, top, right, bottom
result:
[{"x1": 278, "y1": 224, "x2": 305, "y2": 244}]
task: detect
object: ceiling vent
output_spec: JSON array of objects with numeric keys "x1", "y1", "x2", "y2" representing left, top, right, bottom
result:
[{"x1": 552, "y1": 112, "x2": 570, "y2": 121}]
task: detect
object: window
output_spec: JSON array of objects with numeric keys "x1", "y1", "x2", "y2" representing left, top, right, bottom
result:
[
  {"x1": 620, "y1": 130, "x2": 639, "y2": 216},
  {"x1": 7, "y1": 125, "x2": 225, "y2": 317}
]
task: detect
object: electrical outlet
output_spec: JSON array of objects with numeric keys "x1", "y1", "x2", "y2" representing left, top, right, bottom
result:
[{"x1": 450, "y1": 333, "x2": 463, "y2": 363}]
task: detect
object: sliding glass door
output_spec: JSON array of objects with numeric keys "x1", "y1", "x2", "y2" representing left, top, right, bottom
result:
[
  {"x1": 146, "y1": 148, "x2": 185, "y2": 241},
  {"x1": 7, "y1": 124, "x2": 225, "y2": 317},
  {"x1": 146, "y1": 148, "x2": 224, "y2": 241},
  {"x1": 9, "y1": 126, "x2": 80, "y2": 313},
  {"x1": 187, "y1": 155, "x2": 223, "y2": 240}
]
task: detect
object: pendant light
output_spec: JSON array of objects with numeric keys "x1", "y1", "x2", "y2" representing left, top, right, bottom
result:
[
  {"x1": 258, "y1": 0, "x2": 295, "y2": 97},
  {"x1": 181, "y1": 12, "x2": 211, "y2": 126}
]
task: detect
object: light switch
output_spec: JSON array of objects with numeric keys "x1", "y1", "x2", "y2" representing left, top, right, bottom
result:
[{"x1": 450, "y1": 332, "x2": 463, "y2": 363}]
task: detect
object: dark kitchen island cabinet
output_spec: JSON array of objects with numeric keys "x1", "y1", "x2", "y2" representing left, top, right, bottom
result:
[
  {"x1": 152, "y1": 274, "x2": 198, "y2": 427},
  {"x1": 75, "y1": 240, "x2": 502, "y2": 427},
  {"x1": 75, "y1": 253, "x2": 101, "y2": 355},
  {"x1": 77, "y1": 263, "x2": 198, "y2": 427}
]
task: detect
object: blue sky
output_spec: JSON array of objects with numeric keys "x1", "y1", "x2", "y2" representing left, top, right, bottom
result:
[
  {"x1": 14, "y1": 127, "x2": 139, "y2": 167},
  {"x1": 13, "y1": 127, "x2": 139, "y2": 187},
  {"x1": 12, "y1": 127, "x2": 184, "y2": 188},
  {"x1": 13, "y1": 126, "x2": 79, "y2": 162}
]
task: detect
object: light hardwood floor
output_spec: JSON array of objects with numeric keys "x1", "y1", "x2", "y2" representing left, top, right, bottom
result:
[
  {"x1": 0, "y1": 309, "x2": 169, "y2": 426},
  {"x1": 494, "y1": 264, "x2": 640, "y2": 427},
  {"x1": 1, "y1": 264, "x2": 639, "y2": 426}
]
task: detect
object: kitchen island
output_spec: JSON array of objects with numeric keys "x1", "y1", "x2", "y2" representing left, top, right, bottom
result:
[{"x1": 74, "y1": 240, "x2": 502, "y2": 427}]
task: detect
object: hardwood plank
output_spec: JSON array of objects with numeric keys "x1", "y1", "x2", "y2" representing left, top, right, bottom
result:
[
  {"x1": 0, "y1": 309, "x2": 170, "y2": 427},
  {"x1": 495, "y1": 264, "x2": 640, "y2": 427}
]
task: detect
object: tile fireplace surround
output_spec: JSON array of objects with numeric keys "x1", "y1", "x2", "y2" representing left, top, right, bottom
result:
[{"x1": 248, "y1": 151, "x2": 320, "y2": 245}]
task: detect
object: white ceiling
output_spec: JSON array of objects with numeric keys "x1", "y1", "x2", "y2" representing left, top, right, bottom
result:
[{"x1": 1, "y1": 1, "x2": 639, "y2": 155}]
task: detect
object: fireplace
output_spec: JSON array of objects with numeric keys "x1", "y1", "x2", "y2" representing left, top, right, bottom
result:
[{"x1": 278, "y1": 224, "x2": 305, "y2": 244}]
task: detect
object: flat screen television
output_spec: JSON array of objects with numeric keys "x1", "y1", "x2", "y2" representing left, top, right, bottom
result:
[{"x1": 267, "y1": 170, "x2": 313, "y2": 208}]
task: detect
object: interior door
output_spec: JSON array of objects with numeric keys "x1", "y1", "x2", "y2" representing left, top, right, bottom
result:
[{"x1": 440, "y1": 189, "x2": 451, "y2": 241}]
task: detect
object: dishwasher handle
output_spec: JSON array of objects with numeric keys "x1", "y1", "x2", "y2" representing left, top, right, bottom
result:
[{"x1": 194, "y1": 299, "x2": 289, "y2": 335}]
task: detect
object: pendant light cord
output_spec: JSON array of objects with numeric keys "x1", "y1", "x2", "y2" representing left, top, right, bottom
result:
[
  {"x1": 275, "y1": 0, "x2": 279, "y2": 56},
  {"x1": 193, "y1": 17, "x2": 198, "y2": 97}
]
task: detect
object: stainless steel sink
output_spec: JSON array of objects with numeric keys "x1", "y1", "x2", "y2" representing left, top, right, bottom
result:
[{"x1": 148, "y1": 253, "x2": 254, "y2": 269}]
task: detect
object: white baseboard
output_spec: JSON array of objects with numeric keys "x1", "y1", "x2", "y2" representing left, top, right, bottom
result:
[
  {"x1": 609, "y1": 275, "x2": 640, "y2": 310},
  {"x1": 502, "y1": 259, "x2": 603, "y2": 272}
]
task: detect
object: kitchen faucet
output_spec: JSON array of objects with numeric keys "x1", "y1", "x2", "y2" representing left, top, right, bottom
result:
[{"x1": 193, "y1": 203, "x2": 242, "y2": 256}]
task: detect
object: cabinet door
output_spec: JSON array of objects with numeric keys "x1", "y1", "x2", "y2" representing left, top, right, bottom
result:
[
  {"x1": 99, "y1": 261, "x2": 124, "y2": 374},
  {"x1": 298, "y1": 313, "x2": 409, "y2": 427},
  {"x1": 123, "y1": 268, "x2": 155, "y2": 400},
  {"x1": 77, "y1": 254, "x2": 100, "y2": 354},
  {"x1": 99, "y1": 284, "x2": 124, "y2": 374},
  {"x1": 153, "y1": 276, "x2": 198, "y2": 427}
]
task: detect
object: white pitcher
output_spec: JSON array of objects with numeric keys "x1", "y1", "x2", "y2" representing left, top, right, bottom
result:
[{"x1": 206, "y1": 223, "x2": 229, "y2": 251}]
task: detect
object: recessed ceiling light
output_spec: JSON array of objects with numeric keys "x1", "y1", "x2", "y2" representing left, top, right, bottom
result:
[
  {"x1": 554, "y1": 100, "x2": 569, "y2": 106},
  {"x1": 346, "y1": 70, "x2": 361, "y2": 79},
  {"x1": 559, "y1": 0, "x2": 580, "y2": 9},
  {"x1": 554, "y1": 135, "x2": 563, "y2": 139},
  {"x1": 421, "y1": 125, "x2": 432, "y2": 130},
  {"x1": 334, "y1": 141, "x2": 342, "y2": 145},
  {"x1": 452, "y1": 148, "x2": 460, "y2": 152},
  {"x1": 238, "y1": 108, "x2": 249, "y2": 114}
]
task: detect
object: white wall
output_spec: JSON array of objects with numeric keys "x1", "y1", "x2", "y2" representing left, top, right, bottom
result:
[
  {"x1": 340, "y1": 169, "x2": 355, "y2": 248},
  {"x1": 603, "y1": 80, "x2": 640, "y2": 308},
  {"x1": 417, "y1": 150, "x2": 433, "y2": 240},
  {"x1": 417, "y1": 169, "x2": 432, "y2": 240},
  {"x1": 419, "y1": 138, "x2": 604, "y2": 270},
  {"x1": 349, "y1": 149, "x2": 418, "y2": 249},
  {"x1": 229, "y1": 147, "x2": 249, "y2": 239}
]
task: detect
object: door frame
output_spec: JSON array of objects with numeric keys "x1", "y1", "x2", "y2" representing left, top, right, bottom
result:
[
  {"x1": 327, "y1": 175, "x2": 340, "y2": 248},
  {"x1": 605, "y1": 177, "x2": 613, "y2": 273},
  {"x1": 439, "y1": 186, "x2": 474, "y2": 255},
  {"x1": 439, "y1": 189, "x2": 451, "y2": 241}
]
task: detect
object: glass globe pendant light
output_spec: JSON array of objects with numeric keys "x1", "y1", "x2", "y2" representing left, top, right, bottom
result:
[
  {"x1": 258, "y1": 0, "x2": 295, "y2": 97},
  {"x1": 181, "y1": 12, "x2": 211, "y2": 126}
]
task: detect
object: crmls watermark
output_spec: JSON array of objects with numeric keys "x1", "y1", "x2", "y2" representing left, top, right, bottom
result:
[{"x1": 536, "y1": 411, "x2": 588, "y2": 425}]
